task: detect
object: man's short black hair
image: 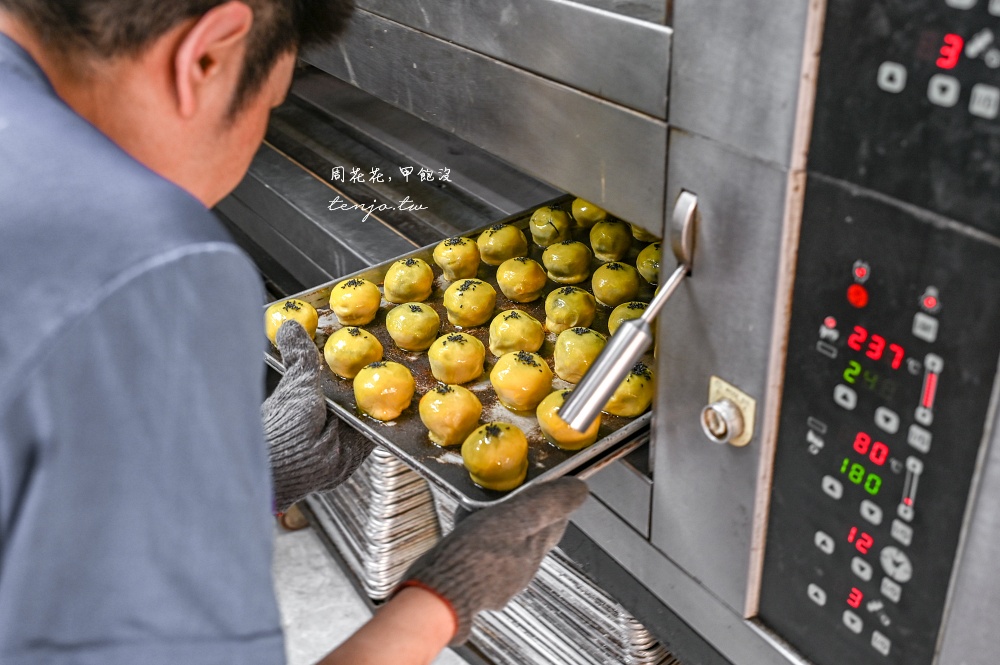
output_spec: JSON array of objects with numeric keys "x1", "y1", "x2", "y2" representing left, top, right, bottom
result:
[{"x1": 0, "y1": 0, "x2": 354, "y2": 111}]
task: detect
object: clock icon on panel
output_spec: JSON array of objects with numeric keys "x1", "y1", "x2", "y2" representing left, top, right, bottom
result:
[{"x1": 880, "y1": 546, "x2": 914, "y2": 583}]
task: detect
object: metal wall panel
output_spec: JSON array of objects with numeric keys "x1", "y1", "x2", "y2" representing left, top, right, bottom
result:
[
  {"x1": 649, "y1": 129, "x2": 791, "y2": 613},
  {"x1": 670, "y1": 0, "x2": 811, "y2": 167},
  {"x1": 356, "y1": 0, "x2": 672, "y2": 118},
  {"x1": 302, "y1": 9, "x2": 669, "y2": 232}
]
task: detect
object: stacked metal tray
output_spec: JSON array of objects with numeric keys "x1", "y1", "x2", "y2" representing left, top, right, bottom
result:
[
  {"x1": 305, "y1": 446, "x2": 439, "y2": 600},
  {"x1": 430, "y1": 489, "x2": 678, "y2": 665},
  {"x1": 267, "y1": 198, "x2": 656, "y2": 508}
]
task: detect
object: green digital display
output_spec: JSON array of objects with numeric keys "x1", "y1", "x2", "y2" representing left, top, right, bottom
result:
[{"x1": 840, "y1": 456, "x2": 883, "y2": 496}]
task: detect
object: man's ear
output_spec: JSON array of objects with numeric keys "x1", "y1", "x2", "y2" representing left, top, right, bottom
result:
[{"x1": 174, "y1": 1, "x2": 254, "y2": 118}]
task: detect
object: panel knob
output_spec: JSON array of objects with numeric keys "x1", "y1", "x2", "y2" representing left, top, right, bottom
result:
[{"x1": 700, "y1": 398, "x2": 745, "y2": 445}]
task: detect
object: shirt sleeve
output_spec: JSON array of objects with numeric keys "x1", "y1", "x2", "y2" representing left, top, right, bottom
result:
[{"x1": 0, "y1": 244, "x2": 285, "y2": 665}]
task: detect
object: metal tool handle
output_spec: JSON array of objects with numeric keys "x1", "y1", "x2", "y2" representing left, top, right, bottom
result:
[{"x1": 558, "y1": 192, "x2": 699, "y2": 432}]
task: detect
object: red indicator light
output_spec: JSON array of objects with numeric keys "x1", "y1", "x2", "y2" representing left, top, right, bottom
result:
[
  {"x1": 854, "y1": 266, "x2": 868, "y2": 280},
  {"x1": 924, "y1": 295, "x2": 938, "y2": 310},
  {"x1": 937, "y1": 33, "x2": 964, "y2": 70},
  {"x1": 922, "y1": 373, "x2": 939, "y2": 409},
  {"x1": 824, "y1": 316, "x2": 837, "y2": 329},
  {"x1": 904, "y1": 497, "x2": 913, "y2": 506},
  {"x1": 847, "y1": 284, "x2": 869, "y2": 308}
]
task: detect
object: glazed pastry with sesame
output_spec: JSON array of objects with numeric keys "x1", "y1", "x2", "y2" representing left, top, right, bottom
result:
[
  {"x1": 353, "y1": 360, "x2": 416, "y2": 421},
  {"x1": 328, "y1": 277, "x2": 381, "y2": 326},
  {"x1": 636, "y1": 242, "x2": 661, "y2": 285},
  {"x1": 476, "y1": 223, "x2": 528, "y2": 266},
  {"x1": 443, "y1": 278, "x2": 497, "y2": 327},
  {"x1": 383, "y1": 257, "x2": 435, "y2": 303},
  {"x1": 604, "y1": 361, "x2": 655, "y2": 417},
  {"x1": 461, "y1": 422, "x2": 529, "y2": 491},
  {"x1": 433, "y1": 236, "x2": 481, "y2": 281},
  {"x1": 592, "y1": 261, "x2": 641, "y2": 307},
  {"x1": 608, "y1": 301, "x2": 650, "y2": 336},
  {"x1": 553, "y1": 327, "x2": 607, "y2": 383},
  {"x1": 323, "y1": 326, "x2": 384, "y2": 379},
  {"x1": 488, "y1": 310, "x2": 544, "y2": 356},
  {"x1": 589, "y1": 219, "x2": 632, "y2": 262},
  {"x1": 528, "y1": 205, "x2": 572, "y2": 247},
  {"x1": 490, "y1": 351, "x2": 554, "y2": 412},
  {"x1": 264, "y1": 298, "x2": 318, "y2": 345},
  {"x1": 536, "y1": 389, "x2": 601, "y2": 451},
  {"x1": 419, "y1": 384, "x2": 483, "y2": 447},
  {"x1": 496, "y1": 257, "x2": 547, "y2": 303},
  {"x1": 428, "y1": 332, "x2": 486, "y2": 384},
  {"x1": 542, "y1": 240, "x2": 591, "y2": 285},
  {"x1": 386, "y1": 302, "x2": 440, "y2": 351},
  {"x1": 570, "y1": 198, "x2": 606, "y2": 228},
  {"x1": 544, "y1": 286, "x2": 596, "y2": 334}
]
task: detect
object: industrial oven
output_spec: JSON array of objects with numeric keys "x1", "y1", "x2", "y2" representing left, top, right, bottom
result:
[{"x1": 219, "y1": 1, "x2": 1000, "y2": 664}]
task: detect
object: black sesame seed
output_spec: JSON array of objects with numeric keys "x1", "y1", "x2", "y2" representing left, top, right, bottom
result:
[
  {"x1": 282, "y1": 301, "x2": 301, "y2": 311},
  {"x1": 605, "y1": 262, "x2": 624, "y2": 271},
  {"x1": 443, "y1": 237, "x2": 466, "y2": 247},
  {"x1": 514, "y1": 256, "x2": 531, "y2": 263},
  {"x1": 626, "y1": 302, "x2": 648, "y2": 310},
  {"x1": 557, "y1": 286, "x2": 578, "y2": 295},
  {"x1": 368, "y1": 361, "x2": 387, "y2": 368},
  {"x1": 515, "y1": 351, "x2": 540, "y2": 367},
  {"x1": 631, "y1": 361, "x2": 652, "y2": 380},
  {"x1": 408, "y1": 304, "x2": 423, "y2": 313},
  {"x1": 347, "y1": 327, "x2": 362, "y2": 337},
  {"x1": 570, "y1": 327, "x2": 589, "y2": 335},
  {"x1": 485, "y1": 424, "x2": 502, "y2": 437},
  {"x1": 457, "y1": 280, "x2": 479, "y2": 292},
  {"x1": 434, "y1": 384, "x2": 454, "y2": 394},
  {"x1": 402, "y1": 258, "x2": 419, "y2": 267},
  {"x1": 447, "y1": 333, "x2": 466, "y2": 343},
  {"x1": 343, "y1": 278, "x2": 365, "y2": 288},
  {"x1": 503, "y1": 311, "x2": 521, "y2": 320}
]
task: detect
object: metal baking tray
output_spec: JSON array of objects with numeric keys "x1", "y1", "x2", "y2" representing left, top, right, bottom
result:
[{"x1": 264, "y1": 198, "x2": 655, "y2": 508}]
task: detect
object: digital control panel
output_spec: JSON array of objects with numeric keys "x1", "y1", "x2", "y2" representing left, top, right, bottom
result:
[
  {"x1": 758, "y1": 175, "x2": 1000, "y2": 665},
  {"x1": 809, "y1": 0, "x2": 1000, "y2": 234}
]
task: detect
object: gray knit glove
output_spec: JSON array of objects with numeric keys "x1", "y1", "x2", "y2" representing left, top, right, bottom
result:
[
  {"x1": 399, "y1": 478, "x2": 589, "y2": 645},
  {"x1": 263, "y1": 320, "x2": 375, "y2": 512}
]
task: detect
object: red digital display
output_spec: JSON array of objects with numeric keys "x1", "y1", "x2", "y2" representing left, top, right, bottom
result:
[
  {"x1": 847, "y1": 325, "x2": 905, "y2": 369},
  {"x1": 853, "y1": 431, "x2": 889, "y2": 466},
  {"x1": 847, "y1": 587, "x2": 864, "y2": 609},
  {"x1": 937, "y1": 33, "x2": 964, "y2": 70},
  {"x1": 847, "y1": 526, "x2": 874, "y2": 554},
  {"x1": 922, "y1": 372, "x2": 939, "y2": 409}
]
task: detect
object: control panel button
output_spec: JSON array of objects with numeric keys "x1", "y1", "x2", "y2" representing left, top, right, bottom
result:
[
  {"x1": 915, "y1": 406, "x2": 934, "y2": 426},
  {"x1": 880, "y1": 546, "x2": 913, "y2": 583},
  {"x1": 852, "y1": 556, "x2": 874, "y2": 581},
  {"x1": 834, "y1": 384, "x2": 858, "y2": 410},
  {"x1": 861, "y1": 499, "x2": 884, "y2": 525},
  {"x1": 991, "y1": 0, "x2": 1000, "y2": 16},
  {"x1": 807, "y1": 583, "x2": 827, "y2": 606},
  {"x1": 874, "y1": 406, "x2": 900, "y2": 434},
  {"x1": 928, "y1": 74, "x2": 961, "y2": 107},
  {"x1": 912, "y1": 312, "x2": 939, "y2": 342},
  {"x1": 970, "y1": 84, "x2": 999, "y2": 119},
  {"x1": 925, "y1": 353, "x2": 944, "y2": 373},
  {"x1": 907, "y1": 424, "x2": 932, "y2": 453},
  {"x1": 876, "y1": 61, "x2": 907, "y2": 93},
  {"x1": 843, "y1": 610, "x2": 864, "y2": 634},
  {"x1": 815, "y1": 530, "x2": 836, "y2": 555},
  {"x1": 881, "y1": 577, "x2": 903, "y2": 603},
  {"x1": 945, "y1": 0, "x2": 977, "y2": 8},
  {"x1": 822, "y1": 475, "x2": 844, "y2": 500},
  {"x1": 891, "y1": 519, "x2": 914, "y2": 546},
  {"x1": 872, "y1": 631, "x2": 892, "y2": 656}
]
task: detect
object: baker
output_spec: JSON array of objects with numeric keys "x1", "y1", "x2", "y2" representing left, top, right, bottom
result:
[{"x1": 0, "y1": 1, "x2": 586, "y2": 663}]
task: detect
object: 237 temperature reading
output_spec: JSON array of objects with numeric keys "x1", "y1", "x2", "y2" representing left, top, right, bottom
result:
[{"x1": 847, "y1": 326, "x2": 905, "y2": 370}]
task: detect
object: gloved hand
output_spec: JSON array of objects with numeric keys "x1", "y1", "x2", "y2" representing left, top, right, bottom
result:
[
  {"x1": 398, "y1": 477, "x2": 589, "y2": 645},
  {"x1": 263, "y1": 320, "x2": 375, "y2": 512}
]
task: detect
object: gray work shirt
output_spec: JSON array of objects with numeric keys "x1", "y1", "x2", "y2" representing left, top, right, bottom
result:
[{"x1": 0, "y1": 34, "x2": 285, "y2": 664}]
